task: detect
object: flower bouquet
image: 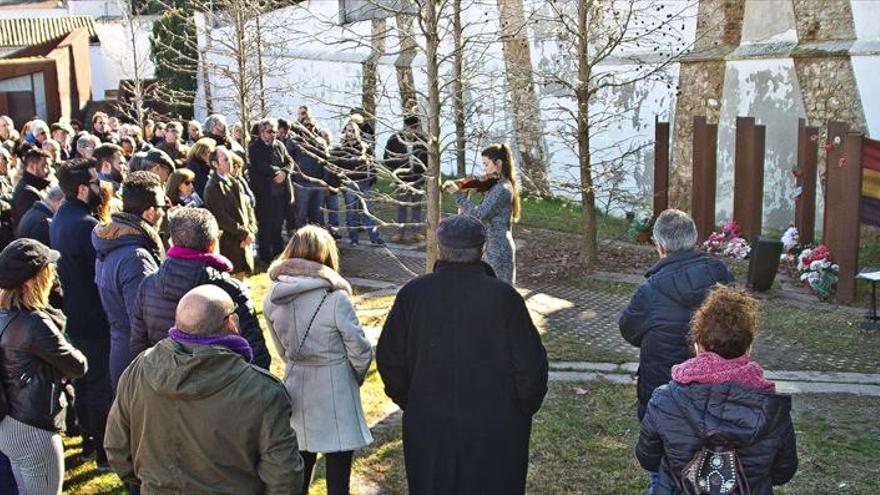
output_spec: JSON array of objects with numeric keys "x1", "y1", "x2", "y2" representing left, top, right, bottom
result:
[
  {"x1": 702, "y1": 220, "x2": 750, "y2": 260},
  {"x1": 796, "y1": 245, "x2": 839, "y2": 300}
]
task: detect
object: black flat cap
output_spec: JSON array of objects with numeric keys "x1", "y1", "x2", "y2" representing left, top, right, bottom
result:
[
  {"x1": 0, "y1": 239, "x2": 60, "y2": 289},
  {"x1": 437, "y1": 214, "x2": 486, "y2": 249},
  {"x1": 144, "y1": 149, "x2": 175, "y2": 171}
]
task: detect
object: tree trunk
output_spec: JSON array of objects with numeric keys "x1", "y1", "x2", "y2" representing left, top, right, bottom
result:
[
  {"x1": 396, "y1": 14, "x2": 417, "y2": 114},
  {"x1": 496, "y1": 0, "x2": 549, "y2": 195},
  {"x1": 577, "y1": 1, "x2": 598, "y2": 269},
  {"x1": 255, "y1": 14, "x2": 267, "y2": 118},
  {"x1": 125, "y1": 6, "x2": 146, "y2": 125},
  {"x1": 362, "y1": 19, "x2": 386, "y2": 133},
  {"x1": 200, "y1": 9, "x2": 213, "y2": 115},
  {"x1": 234, "y1": 6, "x2": 251, "y2": 160},
  {"x1": 423, "y1": 1, "x2": 442, "y2": 272},
  {"x1": 452, "y1": 0, "x2": 466, "y2": 176}
]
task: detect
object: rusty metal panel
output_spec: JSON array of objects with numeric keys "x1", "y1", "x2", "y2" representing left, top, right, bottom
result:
[
  {"x1": 825, "y1": 130, "x2": 863, "y2": 304},
  {"x1": 823, "y1": 121, "x2": 849, "y2": 246},
  {"x1": 691, "y1": 116, "x2": 717, "y2": 242},
  {"x1": 734, "y1": 117, "x2": 764, "y2": 240},
  {"x1": 653, "y1": 117, "x2": 670, "y2": 218},
  {"x1": 795, "y1": 119, "x2": 819, "y2": 244}
]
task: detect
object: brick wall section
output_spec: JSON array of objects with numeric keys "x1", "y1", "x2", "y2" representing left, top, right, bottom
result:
[
  {"x1": 792, "y1": 0, "x2": 855, "y2": 41},
  {"x1": 694, "y1": 0, "x2": 746, "y2": 48},
  {"x1": 669, "y1": 61, "x2": 726, "y2": 210},
  {"x1": 793, "y1": 57, "x2": 866, "y2": 178},
  {"x1": 791, "y1": 0, "x2": 863, "y2": 174},
  {"x1": 669, "y1": 0, "x2": 744, "y2": 210}
]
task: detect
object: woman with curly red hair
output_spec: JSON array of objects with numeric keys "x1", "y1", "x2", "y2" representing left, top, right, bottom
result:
[{"x1": 636, "y1": 285, "x2": 798, "y2": 494}]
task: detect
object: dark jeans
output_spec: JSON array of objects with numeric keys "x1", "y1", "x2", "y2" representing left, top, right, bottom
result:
[
  {"x1": 299, "y1": 450, "x2": 352, "y2": 495},
  {"x1": 0, "y1": 453, "x2": 16, "y2": 493},
  {"x1": 326, "y1": 192, "x2": 340, "y2": 228},
  {"x1": 256, "y1": 193, "x2": 287, "y2": 263},
  {"x1": 71, "y1": 338, "x2": 112, "y2": 453},
  {"x1": 344, "y1": 181, "x2": 381, "y2": 243},
  {"x1": 295, "y1": 185, "x2": 326, "y2": 228},
  {"x1": 109, "y1": 328, "x2": 134, "y2": 393}
]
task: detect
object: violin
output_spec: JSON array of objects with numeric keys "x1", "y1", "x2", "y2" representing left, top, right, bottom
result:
[{"x1": 454, "y1": 172, "x2": 500, "y2": 193}]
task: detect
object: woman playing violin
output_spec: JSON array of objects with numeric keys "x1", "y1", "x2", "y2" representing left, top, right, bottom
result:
[{"x1": 442, "y1": 143, "x2": 521, "y2": 284}]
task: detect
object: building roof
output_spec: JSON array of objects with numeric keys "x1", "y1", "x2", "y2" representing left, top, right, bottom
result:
[{"x1": 0, "y1": 15, "x2": 98, "y2": 47}]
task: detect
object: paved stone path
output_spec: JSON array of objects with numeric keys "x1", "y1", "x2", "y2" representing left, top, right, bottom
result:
[
  {"x1": 547, "y1": 361, "x2": 880, "y2": 396},
  {"x1": 342, "y1": 242, "x2": 878, "y2": 377}
]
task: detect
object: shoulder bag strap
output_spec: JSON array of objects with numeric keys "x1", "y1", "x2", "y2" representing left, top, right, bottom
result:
[{"x1": 291, "y1": 290, "x2": 330, "y2": 362}]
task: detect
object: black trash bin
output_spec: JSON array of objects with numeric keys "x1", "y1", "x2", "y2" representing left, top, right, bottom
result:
[{"x1": 747, "y1": 236, "x2": 783, "y2": 291}]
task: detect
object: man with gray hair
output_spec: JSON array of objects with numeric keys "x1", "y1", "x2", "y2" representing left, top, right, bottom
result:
[
  {"x1": 17, "y1": 185, "x2": 64, "y2": 246},
  {"x1": 105, "y1": 284, "x2": 303, "y2": 493},
  {"x1": 75, "y1": 133, "x2": 100, "y2": 160},
  {"x1": 377, "y1": 214, "x2": 548, "y2": 493},
  {"x1": 619, "y1": 208, "x2": 734, "y2": 494},
  {"x1": 130, "y1": 207, "x2": 271, "y2": 369},
  {"x1": 619, "y1": 209, "x2": 734, "y2": 415}
]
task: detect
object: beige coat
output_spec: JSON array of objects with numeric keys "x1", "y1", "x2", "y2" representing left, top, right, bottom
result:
[{"x1": 263, "y1": 258, "x2": 373, "y2": 453}]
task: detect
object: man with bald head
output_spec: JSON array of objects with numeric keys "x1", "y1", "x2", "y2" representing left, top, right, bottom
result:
[{"x1": 105, "y1": 285, "x2": 304, "y2": 493}]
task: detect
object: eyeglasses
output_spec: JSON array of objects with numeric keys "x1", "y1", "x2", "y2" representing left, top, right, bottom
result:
[
  {"x1": 183, "y1": 180, "x2": 193, "y2": 185},
  {"x1": 224, "y1": 304, "x2": 239, "y2": 324}
]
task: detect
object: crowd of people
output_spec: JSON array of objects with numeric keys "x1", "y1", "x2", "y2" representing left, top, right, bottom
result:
[{"x1": 0, "y1": 103, "x2": 799, "y2": 495}]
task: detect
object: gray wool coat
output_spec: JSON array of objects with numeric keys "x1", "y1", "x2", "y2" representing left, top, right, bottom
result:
[{"x1": 263, "y1": 258, "x2": 373, "y2": 453}]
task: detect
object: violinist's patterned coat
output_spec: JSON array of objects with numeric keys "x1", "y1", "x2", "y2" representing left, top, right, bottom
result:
[{"x1": 454, "y1": 179, "x2": 516, "y2": 284}]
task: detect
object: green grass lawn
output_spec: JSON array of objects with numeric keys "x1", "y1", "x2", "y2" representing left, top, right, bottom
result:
[{"x1": 61, "y1": 190, "x2": 880, "y2": 493}]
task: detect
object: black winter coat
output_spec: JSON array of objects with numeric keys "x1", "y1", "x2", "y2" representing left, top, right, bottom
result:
[
  {"x1": 49, "y1": 198, "x2": 109, "y2": 341},
  {"x1": 11, "y1": 173, "x2": 50, "y2": 235},
  {"x1": 377, "y1": 261, "x2": 548, "y2": 494},
  {"x1": 185, "y1": 157, "x2": 212, "y2": 199},
  {"x1": 247, "y1": 138, "x2": 293, "y2": 201},
  {"x1": 285, "y1": 128, "x2": 328, "y2": 185},
  {"x1": 0, "y1": 175, "x2": 14, "y2": 250},
  {"x1": 382, "y1": 131, "x2": 427, "y2": 186},
  {"x1": 130, "y1": 257, "x2": 271, "y2": 370},
  {"x1": 0, "y1": 308, "x2": 87, "y2": 431},
  {"x1": 619, "y1": 250, "x2": 734, "y2": 418},
  {"x1": 16, "y1": 201, "x2": 53, "y2": 246},
  {"x1": 636, "y1": 382, "x2": 798, "y2": 494}
]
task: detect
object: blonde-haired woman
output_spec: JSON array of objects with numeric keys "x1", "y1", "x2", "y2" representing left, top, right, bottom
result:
[
  {"x1": 442, "y1": 143, "x2": 522, "y2": 284},
  {"x1": 0, "y1": 239, "x2": 87, "y2": 494},
  {"x1": 263, "y1": 225, "x2": 372, "y2": 495},
  {"x1": 184, "y1": 137, "x2": 217, "y2": 197}
]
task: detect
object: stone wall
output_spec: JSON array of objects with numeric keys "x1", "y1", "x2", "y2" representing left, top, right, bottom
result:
[
  {"x1": 669, "y1": 0, "x2": 744, "y2": 210},
  {"x1": 694, "y1": 0, "x2": 746, "y2": 48},
  {"x1": 669, "y1": 61, "x2": 725, "y2": 210},
  {"x1": 792, "y1": 0, "x2": 855, "y2": 41}
]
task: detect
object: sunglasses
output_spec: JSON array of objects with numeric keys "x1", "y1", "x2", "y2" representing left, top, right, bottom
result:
[{"x1": 183, "y1": 180, "x2": 193, "y2": 185}]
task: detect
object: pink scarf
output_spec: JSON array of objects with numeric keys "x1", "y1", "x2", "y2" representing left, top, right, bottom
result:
[
  {"x1": 167, "y1": 245, "x2": 234, "y2": 273},
  {"x1": 672, "y1": 352, "x2": 776, "y2": 392}
]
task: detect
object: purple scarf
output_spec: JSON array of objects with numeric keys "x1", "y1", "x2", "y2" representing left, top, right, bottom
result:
[
  {"x1": 167, "y1": 245, "x2": 234, "y2": 273},
  {"x1": 168, "y1": 327, "x2": 253, "y2": 363}
]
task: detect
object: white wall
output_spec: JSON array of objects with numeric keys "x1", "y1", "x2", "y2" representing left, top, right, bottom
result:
[
  {"x1": 92, "y1": 17, "x2": 157, "y2": 100},
  {"x1": 200, "y1": 0, "x2": 695, "y2": 214}
]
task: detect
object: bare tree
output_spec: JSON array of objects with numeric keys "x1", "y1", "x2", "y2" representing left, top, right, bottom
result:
[
  {"x1": 497, "y1": 0, "x2": 549, "y2": 195},
  {"x1": 115, "y1": 0, "x2": 158, "y2": 124},
  {"x1": 528, "y1": 0, "x2": 694, "y2": 269}
]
